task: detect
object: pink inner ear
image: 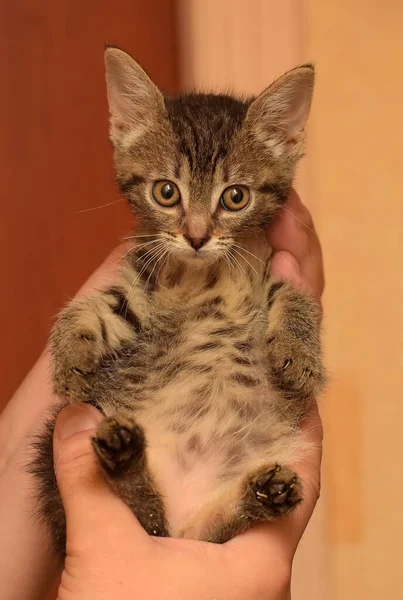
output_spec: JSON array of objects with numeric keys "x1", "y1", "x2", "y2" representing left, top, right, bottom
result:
[{"x1": 286, "y1": 101, "x2": 310, "y2": 141}]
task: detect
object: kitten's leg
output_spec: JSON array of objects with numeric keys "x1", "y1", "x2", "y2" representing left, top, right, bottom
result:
[
  {"x1": 265, "y1": 280, "x2": 326, "y2": 406},
  {"x1": 51, "y1": 268, "x2": 149, "y2": 401},
  {"x1": 92, "y1": 413, "x2": 169, "y2": 537},
  {"x1": 199, "y1": 465, "x2": 302, "y2": 544}
]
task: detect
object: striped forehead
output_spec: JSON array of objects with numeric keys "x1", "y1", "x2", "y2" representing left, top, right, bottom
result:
[
  {"x1": 166, "y1": 94, "x2": 247, "y2": 161},
  {"x1": 164, "y1": 94, "x2": 249, "y2": 214},
  {"x1": 177, "y1": 160, "x2": 226, "y2": 215}
]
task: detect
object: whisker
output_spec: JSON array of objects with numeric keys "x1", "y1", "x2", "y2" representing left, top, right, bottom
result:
[
  {"x1": 75, "y1": 198, "x2": 123, "y2": 214},
  {"x1": 144, "y1": 247, "x2": 169, "y2": 290},
  {"x1": 156, "y1": 249, "x2": 171, "y2": 287},
  {"x1": 226, "y1": 251, "x2": 237, "y2": 274},
  {"x1": 229, "y1": 249, "x2": 247, "y2": 277},
  {"x1": 123, "y1": 246, "x2": 166, "y2": 318},
  {"x1": 137, "y1": 244, "x2": 167, "y2": 279},
  {"x1": 274, "y1": 249, "x2": 303, "y2": 271},
  {"x1": 113, "y1": 239, "x2": 163, "y2": 270},
  {"x1": 231, "y1": 247, "x2": 258, "y2": 275},
  {"x1": 282, "y1": 205, "x2": 316, "y2": 234},
  {"x1": 122, "y1": 234, "x2": 162, "y2": 240},
  {"x1": 223, "y1": 254, "x2": 235, "y2": 283},
  {"x1": 123, "y1": 274, "x2": 142, "y2": 321},
  {"x1": 231, "y1": 242, "x2": 265, "y2": 264},
  {"x1": 112, "y1": 244, "x2": 136, "y2": 268},
  {"x1": 132, "y1": 239, "x2": 161, "y2": 252},
  {"x1": 136, "y1": 242, "x2": 166, "y2": 262},
  {"x1": 144, "y1": 245, "x2": 168, "y2": 279},
  {"x1": 227, "y1": 408, "x2": 271, "y2": 439}
]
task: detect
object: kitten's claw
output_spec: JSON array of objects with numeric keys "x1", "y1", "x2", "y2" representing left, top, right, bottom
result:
[
  {"x1": 267, "y1": 338, "x2": 325, "y2": 400},
  {"x1": 253, "y1": 465, "x2": 302, "y2": 514},
  {"x1": 92, "y1": 415, "x2": 145, "y2": 476}
]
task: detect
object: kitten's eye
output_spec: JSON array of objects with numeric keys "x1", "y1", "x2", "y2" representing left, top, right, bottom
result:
[
  {"x1": 220, "y1": 186, "x2": 250, "y2": 211},
  {"x1": 152, "y1": 180, "x2": 181, "y2": 207}
]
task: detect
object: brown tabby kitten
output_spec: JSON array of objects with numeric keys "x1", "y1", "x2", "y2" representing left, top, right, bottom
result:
[{"x1": 31, "y1": 47, "x2": 325, "y2": 556}]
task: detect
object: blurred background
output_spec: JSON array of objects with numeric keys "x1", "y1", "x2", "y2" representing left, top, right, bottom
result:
[{"x1": 1, "y1": 1, "x2": 402, "y2": 598}]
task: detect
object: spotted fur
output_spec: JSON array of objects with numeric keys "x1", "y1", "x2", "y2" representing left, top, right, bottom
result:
[{"x1": 30, "y1": 47, "x2": 325, "y2": 555}]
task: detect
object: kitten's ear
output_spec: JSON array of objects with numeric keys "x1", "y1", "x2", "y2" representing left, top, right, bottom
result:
[
  {"x1": 245, "y1": 65, "x2": 314, "y2": 156},
  {"x1": 104, "y1": 47, "x2": 165, "y2": 144}
]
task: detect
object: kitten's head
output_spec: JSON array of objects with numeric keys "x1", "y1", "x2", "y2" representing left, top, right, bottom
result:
[{"x1": 105, "y1": 47, "x2": 314, "y2": 265}]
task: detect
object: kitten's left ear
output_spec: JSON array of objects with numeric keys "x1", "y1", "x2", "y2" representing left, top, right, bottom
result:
[
  {"x1": 245, "y1": 64, "x2": 314, "y2": 156},
  {"x1": 104, "y1": 46, "x2": 165, "y2": 144}
]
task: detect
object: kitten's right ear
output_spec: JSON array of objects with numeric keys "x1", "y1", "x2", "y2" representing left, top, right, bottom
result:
[{"x1": 104, "y1": 47, "x2": 165, "y2": 144}]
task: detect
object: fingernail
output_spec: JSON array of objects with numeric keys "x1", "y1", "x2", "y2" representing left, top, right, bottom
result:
[{"x1": 56, "y1": 404, "x2": 102, "y2": 440}]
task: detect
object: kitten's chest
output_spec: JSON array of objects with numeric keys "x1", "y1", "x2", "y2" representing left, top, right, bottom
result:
[
  {"x1": 153, "y1": 259, "x2": 268, "y2": 328},
  {"x1": 141, "y1": 266, "x2": 270, "y2": 429}
]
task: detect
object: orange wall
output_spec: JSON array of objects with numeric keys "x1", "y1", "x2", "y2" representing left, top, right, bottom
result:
[{"x1": 305, "y1": 1, "x2": 403, "y2": 598}]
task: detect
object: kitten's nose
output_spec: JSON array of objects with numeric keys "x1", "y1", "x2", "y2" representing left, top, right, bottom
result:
[{"x1": 184, "y1": 235, "x2": 211, "y2": 251}]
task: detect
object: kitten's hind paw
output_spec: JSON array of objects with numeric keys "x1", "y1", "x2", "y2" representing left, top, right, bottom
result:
[
  {"x1": 92, "y1": 414, "x2": 145, "y2": 477},
  {"x1": 253, "y1": 465, "x2": 302, "y2": 515}
]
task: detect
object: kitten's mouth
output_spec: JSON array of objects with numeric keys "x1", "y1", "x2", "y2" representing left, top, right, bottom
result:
[{"x1": 177, "y1": 247, "x2": 216, "y2": 266}]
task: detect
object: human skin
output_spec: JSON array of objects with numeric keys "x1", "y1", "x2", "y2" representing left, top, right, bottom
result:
[{"x1": 0, "y1": 190, "x2": 323, "y2": 600}]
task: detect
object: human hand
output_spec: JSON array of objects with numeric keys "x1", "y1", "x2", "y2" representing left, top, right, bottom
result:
[
  {"x1": 53, "y1": 401, "x2": 322, "y2": 600},
  {"x1": 0, "y1": 245, "x2": 129, "y2": 600},
  {"x1": 269, "y1": 189, "x2": 325, "y2": 301}
]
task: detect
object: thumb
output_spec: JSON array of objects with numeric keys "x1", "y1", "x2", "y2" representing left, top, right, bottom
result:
[{"x1": 53, "y1": 404, "x2": 146, "y2": 552}]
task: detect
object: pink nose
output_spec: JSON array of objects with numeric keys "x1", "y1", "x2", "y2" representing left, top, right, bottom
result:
[{"x1": 184, "y1": 235, "x2": 211, "y2": 251}]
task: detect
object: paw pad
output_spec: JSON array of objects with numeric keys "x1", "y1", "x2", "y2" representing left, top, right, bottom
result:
[
  {"x1": 92, "y1": 417, "x2": 145, "y2": 475},
  {"x1": 254, "y1": 465, "x2": 302, "y2": 515}
]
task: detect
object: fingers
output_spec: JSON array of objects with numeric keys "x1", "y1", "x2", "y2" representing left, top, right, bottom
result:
[
  {"x1": 268, "y1": 190, "x2": 325, "y2": 299},
  {"x1": 53, "y1": 404, "x2": 148, "y2": 555},
  {"x1": 269, "y1": 190, "x2": 314, "y2": 257}
]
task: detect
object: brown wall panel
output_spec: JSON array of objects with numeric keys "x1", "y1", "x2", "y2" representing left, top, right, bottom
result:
[{"x1": 0, "y1": 0, "x2": 180, "y2": 405}]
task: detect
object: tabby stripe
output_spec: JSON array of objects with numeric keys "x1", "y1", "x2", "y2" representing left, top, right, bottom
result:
[
  {"x1": 230, "y1": 373, "x2": 259, "y2": 387},
  {"x1": 194, "y1": 341, "x2": 223, "y2": 352},
  {"x1": 211, "y1": 326, "x2": 239, "y2": 336},
  {"x1": 99, "y1": 317, "x2": 108, "y2": 344},
  {"x1": 200, "y1": 296, "x2": 222, "y2": 308},
  {"x1": 234, "y1": 341, "x2": 252, "y2": 352},
  {"x1": 205, "y1": 269, "x2": 219, "y2": 289},
  {"x1": 233, "y1": 355, "x2": 253, "y2": 366},
  {"x1": 258, "y1": 182, "x2": 288, "y2": 204},
  {"x1": 180, "y1": 140, "x2": 194, "y2": 170},
  {"x1": 267, "y1": 281, "x2": 285, "y2": 309},
  {"x1": 107, "y1": 287, "x2": 141, "y2": 332},
  {"x1": 118, "y1": 174, "x2": 146, "y2": 195}
]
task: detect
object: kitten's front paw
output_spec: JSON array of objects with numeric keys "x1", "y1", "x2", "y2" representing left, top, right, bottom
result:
[
  {"x1": 267, "y1": 337, "x2": 325, "y2": 401},
  {"x1": 51, "y1": 304, "x2": 106, "y2": 401},
  {"x1": 53, "y1": 335, "x2": 101, "y2": 400}
]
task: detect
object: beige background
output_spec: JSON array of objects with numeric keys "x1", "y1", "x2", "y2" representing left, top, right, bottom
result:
[
  {"x1": 306, "y1": 1, "x2": 403, "y2": 598},
  {"x1": 179, "y1": 1, "x2": 403, "y2": 598}
]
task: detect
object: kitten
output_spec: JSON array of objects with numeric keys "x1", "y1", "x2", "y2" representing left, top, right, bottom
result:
[{"x1": 31, "y1": 47, "x2": 325, "y2": 555}]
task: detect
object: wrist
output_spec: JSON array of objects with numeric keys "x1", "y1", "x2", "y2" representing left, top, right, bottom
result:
[{"x1": 0, "y1": 450, "x2": 60, "y2": 600}]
